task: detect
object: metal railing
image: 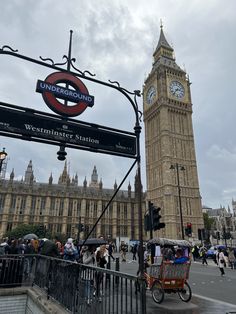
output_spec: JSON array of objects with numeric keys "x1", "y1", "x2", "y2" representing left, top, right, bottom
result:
[{"x1": 0, "y1": 255, "x2": 146, "y2": 314}]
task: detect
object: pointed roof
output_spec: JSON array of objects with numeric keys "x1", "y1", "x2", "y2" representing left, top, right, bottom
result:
[
  {"x1": 150, "y1": 24, "x2": 185, "y2": 71},
  {"x1": 10, "y1": 168, "x2": 14, "y2": 180},
  {"x1": 58, "y1": 160, "x2": 70, "y2": 184},
  {"x1": 24, "y1": 160, "x2": 34, "y2": 184},
  {"x1": 154, "y1": 25, "x2": 173, "y2": 53},
  {"x1": 83, "y1": 176, "x2": 87, "y2": 188}
]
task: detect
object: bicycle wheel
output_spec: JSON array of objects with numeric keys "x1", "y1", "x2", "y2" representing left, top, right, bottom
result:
[
  {"x1": 178, "y1": 281, "x2": 192, "y2": 302},
  {"x1": 151, "y1": 280, "x2": 164, "y2": 304}
]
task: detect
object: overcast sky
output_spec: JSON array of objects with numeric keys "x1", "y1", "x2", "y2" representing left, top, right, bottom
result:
[{"x1": 0, "y1": 1, "x2": 236, "y2": 209}]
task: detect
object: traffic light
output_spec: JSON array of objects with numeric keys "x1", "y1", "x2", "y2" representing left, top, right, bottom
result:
[
  {"x1": 216, "y1": 231, "x2": 220, "y2": 240},
  {"x1": 185, "y1": 223, "x2": 192, "y2": 236},
  {"x1": 144, "y1": 213, "x2": 151, "y2": 231},
  {"x1": 151, "y1": 204, "x2": 165, "y2": 231}
]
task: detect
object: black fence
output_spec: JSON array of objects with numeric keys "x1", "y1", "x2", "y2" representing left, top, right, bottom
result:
[{"x1": 0, "y1": 255, "x2": 146, "y2": 314}]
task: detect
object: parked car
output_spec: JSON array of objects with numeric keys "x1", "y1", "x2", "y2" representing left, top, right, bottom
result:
[
  {"x1": 206, "y1": 246, "x2": 217, "y2": 258},
  {"x1": 206, "y1": 245, "x2": 226, "y2": 258}
]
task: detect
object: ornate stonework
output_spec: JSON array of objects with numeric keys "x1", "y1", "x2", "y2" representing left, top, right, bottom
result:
[
  {"x1": 0, "y1": 161, "x2": 146, "y2": 242},
  {"x1": 143, "y1": 26, "x2": 204, "y2": 239}
]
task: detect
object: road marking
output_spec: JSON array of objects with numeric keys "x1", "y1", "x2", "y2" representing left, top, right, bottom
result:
[
  {"x1": 194, "y1": 294, "x2": 236, "y2": 308},
  {"x1": 201, "y1": 282, "x2": 206, "y2": 284},
  {"x1": 210, "y1": 281, "x2": 214, "y2": 283}
]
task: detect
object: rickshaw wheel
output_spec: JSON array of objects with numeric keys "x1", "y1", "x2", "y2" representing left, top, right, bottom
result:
[
  {"x1": 151, "y1": 280, "x2": 164, "y2": 304},
  {"x1": 178, "y1": 281, "x2": 192, "y2": 302}
]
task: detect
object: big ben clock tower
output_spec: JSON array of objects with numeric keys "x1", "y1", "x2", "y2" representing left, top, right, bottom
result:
[{"x1": 143, "y1": 25, "x2": 204, "y2": 239}]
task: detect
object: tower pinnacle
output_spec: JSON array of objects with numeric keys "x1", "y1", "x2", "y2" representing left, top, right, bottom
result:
[{"x1": 153, "y1": 25, "x2": 174, "y2": 63}]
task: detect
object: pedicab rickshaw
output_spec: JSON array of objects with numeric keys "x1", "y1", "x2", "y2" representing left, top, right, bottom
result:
[{"x1": 145, "y1": 238, "x2": 192, "y2": 304}]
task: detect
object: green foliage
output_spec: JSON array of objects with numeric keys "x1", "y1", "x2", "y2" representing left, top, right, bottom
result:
[
  {"x1": 52, "y1": 233, "x2": 67, "y2": 243},
  {"x1": 203, "y1": 213, "x2": 215, "y2": 231},
  {"x1": 4, "y1": 224, "x2": 66, "y2": 241},
  {"x1": 4, "y1": 224, "x2": 39, "y2": 239}
]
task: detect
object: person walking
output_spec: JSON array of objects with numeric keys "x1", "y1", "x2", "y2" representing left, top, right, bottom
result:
[
  {"x1": 228, "y1": 248, "x2": 236, "y2": 270},
  {"x1": 108, "y1": 241, "x2": 115, "y2": 261},
  {"x1": 40, "y1": 239, "x2": 59, "y2": 257},
  {"x1": 201, "y1": 249, "x2": 208, "y2": 266},
  {"x1": 95, "y1": 245, "x2": 109, "y2": 301},
  {"x1": 82, "y1": 246, "x2": 95, "y2": 304},
  {"x1": 216, "y1": 248, "x2": 226, "y2": 276},
  {"x1": 120, "y1": 241, "x2": 127, "y2": 262},
  {"x1": 131, "y1": 243, "x2": 138, "y2": 261}
]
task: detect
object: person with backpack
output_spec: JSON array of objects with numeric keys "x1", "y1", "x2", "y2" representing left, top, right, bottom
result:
[{"x1": 63, "y1": 238, "x2": 78, "y2": 261}]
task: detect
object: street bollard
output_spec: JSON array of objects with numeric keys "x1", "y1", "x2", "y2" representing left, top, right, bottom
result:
[
  {"x1": 115, "y1": 257, "x2": 119, "y2": 284},
  {"x1": 106, "y1": 256, "x2": 111, "y2": 281}
]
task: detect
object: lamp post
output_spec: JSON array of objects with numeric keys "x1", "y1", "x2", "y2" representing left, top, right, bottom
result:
[
  {"x1": 0, "y1": 147, "x2": 7, "y2": 176},
  {"x1": 170, "y1": 163, "x2": 185, "y2": 240}
]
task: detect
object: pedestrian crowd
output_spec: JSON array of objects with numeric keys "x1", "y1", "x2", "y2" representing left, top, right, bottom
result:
[
  {"x1": 0, "y1": 236, "x2": 118, "y2": 263},
  {"x1": 0, "y1": 236, "x2": 118, "y2": 305},
  {"x1": 191, "y1": 244, "x2": 236, "y2": 276}
]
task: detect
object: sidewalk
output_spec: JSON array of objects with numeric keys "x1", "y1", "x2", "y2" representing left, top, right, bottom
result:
[
  {"x1": 146, "y1": 293, "x2": 236, "y2": 314},
  {"x1": 114, "y1": 253, "x2": 236, "y2": 313}
]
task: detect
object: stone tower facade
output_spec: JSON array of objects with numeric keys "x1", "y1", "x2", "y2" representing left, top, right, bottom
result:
[{"x1": 143, "y1": 26, "x2": 204, "y2": 239}]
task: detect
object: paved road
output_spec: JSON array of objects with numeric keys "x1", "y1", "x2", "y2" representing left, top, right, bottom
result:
[
  {"x1": 110, "y1": 253, "x2": 236, "y2": 313},
  {"x1": 189, "y1": 261, "x2": 236, "y2": 305}
]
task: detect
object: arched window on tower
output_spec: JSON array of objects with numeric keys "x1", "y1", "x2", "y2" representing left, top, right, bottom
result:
[
  {"x1": 10, "y1": 195, "x2": 16, "y2": 213},
  {"x1": 85, "y1": 200, "x2": 90, "y2": 217},
  {"x1": 0, "y1": 194, "x2": 5, "y2": 213},
  {"x1": 20, "y1": 196, "x2": 27, "y2": 214},
  {"x1": 68, "y1": 200, "x2": 73, "y2": 217},
  {"x1": 59, "y1": 199, "x2": 64, "y2": 216},
  {"x1": 94, "y1": 202, "x2": 97, "y2": 218},
  {"x1": 40, "y1": 197, "x2": 46, "y2": 215},
  {"x1": 77, "y1": 199, "x2": 81, "y2": 216}
]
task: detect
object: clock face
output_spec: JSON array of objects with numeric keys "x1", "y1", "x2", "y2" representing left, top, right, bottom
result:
[
  {"x1": 169, "y1": 81, "x2": 185, "y2": 99},
  {"x1": 146, "y1": 86, "x2": 156, "y2": 105}
]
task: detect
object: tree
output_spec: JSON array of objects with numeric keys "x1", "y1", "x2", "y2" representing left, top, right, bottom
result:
[
  {"x1": 203, "y1": 213, "x2": 215, "y2": 242},
  {"x1": 203, "y1": 213, "x2": 215, "y2": 230},
  {"x1": 4, "y1": 224, "x2": 51, "y2": 239}
]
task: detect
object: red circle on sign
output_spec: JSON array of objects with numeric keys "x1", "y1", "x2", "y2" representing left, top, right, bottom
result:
[{"x1": 42, "y1": 72, "x2": 90, "y2": 117}]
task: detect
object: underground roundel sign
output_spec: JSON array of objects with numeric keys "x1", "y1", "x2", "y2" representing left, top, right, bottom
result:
[{"x1": 36, "y1": 72, "x2": 94, "y2": 117}]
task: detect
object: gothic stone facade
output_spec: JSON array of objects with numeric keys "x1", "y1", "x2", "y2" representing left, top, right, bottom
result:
[
  {"x1": 0, "y1": 161, "x2": 146, "y2": 242},
  {"x1": 143, "y1": 26, "x2": 204, "y2": 239}
]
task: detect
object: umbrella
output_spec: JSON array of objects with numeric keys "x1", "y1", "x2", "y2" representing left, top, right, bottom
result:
[
  {"x1": 23, "y1": 233, "x2": 38, "y2": 240},
  {"x1": 148, "y1": 237, "x2": 192, "y2": 248},
  {"x1": 78, "y1": 238, "x2": 107, "y2": 246}
]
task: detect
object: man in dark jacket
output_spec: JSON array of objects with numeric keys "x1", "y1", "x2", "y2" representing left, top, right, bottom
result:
[{"x1": 40, "y1": 239, "x2": 59, "y2": 257}]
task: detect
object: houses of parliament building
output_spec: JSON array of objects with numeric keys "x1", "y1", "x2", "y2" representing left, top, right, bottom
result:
[
  {"x1": 0, "y1": 160, "x2": 145, "y2": 241},
  {"x1": 0, "y1": 26, "x2": 204, "y2": 241}
]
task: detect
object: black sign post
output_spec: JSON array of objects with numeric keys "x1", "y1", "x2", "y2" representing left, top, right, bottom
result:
[{"x1": 0, "y1": 31, "x2": 145, "y2": 311}]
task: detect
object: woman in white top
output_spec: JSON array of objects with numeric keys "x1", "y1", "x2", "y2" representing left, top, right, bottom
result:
[
  {"x1": 217, "y1": 248, "x2": 226, "y2": 276},
  {"x1": 82, "y1": 246, "x2": 95, "y2": 304}
]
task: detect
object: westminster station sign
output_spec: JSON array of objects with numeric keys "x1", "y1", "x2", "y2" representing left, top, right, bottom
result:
[
  {"x1": 0, "y1": 102, "x2": 136, "y2": 157},
  {"x1": 0, "y1": 33, "x2": 139, "y2": 160}
]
